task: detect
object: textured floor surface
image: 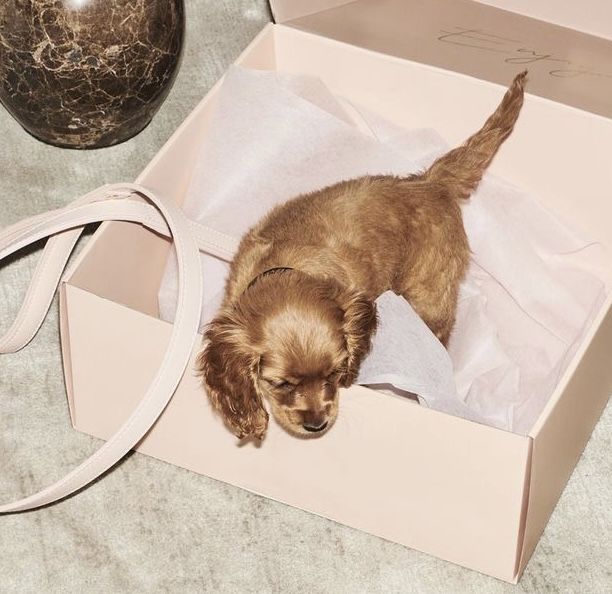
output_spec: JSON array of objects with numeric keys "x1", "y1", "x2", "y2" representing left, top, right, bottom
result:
[{"x1": 1, "y1": 1, "x2": 611, "y2": 592}]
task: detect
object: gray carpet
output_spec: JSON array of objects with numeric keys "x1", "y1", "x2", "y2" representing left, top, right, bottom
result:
[{"x1": 1, "y1": 1, "x2": 611, "y2": 592}]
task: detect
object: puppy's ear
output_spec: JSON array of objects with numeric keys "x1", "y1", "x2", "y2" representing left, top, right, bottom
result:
[
  {"x1": 197, "y1": 311, "x2": 268, "y2": 440},
  {"x1": 337, "y1": 290, "x2": 377, "y2": 387}
]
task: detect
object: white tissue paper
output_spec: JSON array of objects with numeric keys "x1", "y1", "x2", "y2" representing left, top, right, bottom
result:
[{"x1": 158, "y1": 66, "x2": 608, "y2": 435}]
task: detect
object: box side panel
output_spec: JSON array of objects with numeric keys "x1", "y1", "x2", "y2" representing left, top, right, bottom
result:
[
  {"x1": 518, "y1": 306, "x2": 612, "y2": 574},
  {"x1": 64, "y1": 284, "x2": 530, "y2": 582},
  {"x1": 275, "y1": 26, "x2": 612, "y2": 252},
  {"x1": 269, "y1": 0, "x2": 355, "y2": 23},
  {"x1": 474, "y1": 0, "x2": 612, "y2": 40},
  {"x1": 68, "y1": 223, "x2": 171, "y2": 318},
  {"x1": 284, "y1": 0, "x2": 612, "y2": 119},
  {"x1": 58, "y1": 282, "x2": 76, "y2": 426}
]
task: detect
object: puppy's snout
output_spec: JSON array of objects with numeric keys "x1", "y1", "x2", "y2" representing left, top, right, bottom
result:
[{"x1": 302, "y1": 420, "x2": 328, "y2": 433}]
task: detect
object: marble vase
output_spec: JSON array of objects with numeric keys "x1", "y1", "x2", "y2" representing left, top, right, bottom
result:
[{"x1": 0, "y1": 0, "x2": 185, "y2": 148}]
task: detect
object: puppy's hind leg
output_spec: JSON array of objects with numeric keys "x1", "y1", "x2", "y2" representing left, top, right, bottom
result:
[{"x1": 401, "y1": 280, "x2": 460, "y2": 346}]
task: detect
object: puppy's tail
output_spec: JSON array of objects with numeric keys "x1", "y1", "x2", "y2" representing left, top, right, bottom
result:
[{"x1": 423, "y1": 70, "x2": 527, "y2": 200}]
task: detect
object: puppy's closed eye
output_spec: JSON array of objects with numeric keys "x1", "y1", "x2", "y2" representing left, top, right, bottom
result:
[{"x1": 264, "y1": 378, "x2": 295, "y2": 391}]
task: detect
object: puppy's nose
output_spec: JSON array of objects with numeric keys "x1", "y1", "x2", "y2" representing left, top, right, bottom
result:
[{"x1": 302, "y1": 421, "x2": 328, "y2": 432}]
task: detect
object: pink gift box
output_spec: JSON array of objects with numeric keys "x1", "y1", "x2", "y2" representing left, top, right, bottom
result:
[{"x1": 59, "y1": 0, "x2": 612, "y2": 582}]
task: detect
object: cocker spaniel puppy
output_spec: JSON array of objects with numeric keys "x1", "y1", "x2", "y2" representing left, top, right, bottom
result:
[{"x1": 198, "y1": 71, "x2": 527, "y2": 440}]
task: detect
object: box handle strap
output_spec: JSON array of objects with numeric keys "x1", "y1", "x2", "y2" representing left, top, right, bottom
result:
[{"x1": 0, "y1": 183, "x2": 235, "y2": 513}]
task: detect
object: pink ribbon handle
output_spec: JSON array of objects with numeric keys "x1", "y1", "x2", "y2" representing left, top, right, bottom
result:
[{"x1": 0, "y1": 183, "x2": 225, "y2": 513}]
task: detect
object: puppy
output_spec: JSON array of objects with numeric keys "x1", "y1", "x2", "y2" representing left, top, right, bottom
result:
[{"x1": 198, "y1": 71, "x2": 527, "y2": 440}]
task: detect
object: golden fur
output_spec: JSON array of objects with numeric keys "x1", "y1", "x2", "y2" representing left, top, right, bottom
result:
[{"x1": 198, "y1": 71, "x2": 527, "y2": 440}]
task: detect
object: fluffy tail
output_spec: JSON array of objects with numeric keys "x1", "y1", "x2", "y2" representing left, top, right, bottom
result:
[{"x1": 424, "y1": 70, "x2": 527, "y2": 200}]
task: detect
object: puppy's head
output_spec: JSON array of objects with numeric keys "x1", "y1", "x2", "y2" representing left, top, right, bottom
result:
[{"x1": 197, "y1": 272, "x2": 377, "y2": 440}]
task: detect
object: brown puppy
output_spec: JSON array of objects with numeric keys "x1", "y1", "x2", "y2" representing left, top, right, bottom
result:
[{"x1": 198, "y1": 71, "x2": 527, "y2": 440}]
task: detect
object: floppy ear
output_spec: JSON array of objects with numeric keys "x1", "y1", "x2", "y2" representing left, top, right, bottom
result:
[
  {"x1": 197, "y1": 311, "x2": 268, "y2": 440},
  {"x1": 337, "y1": 290, "x2": 377, "y2": 387}
]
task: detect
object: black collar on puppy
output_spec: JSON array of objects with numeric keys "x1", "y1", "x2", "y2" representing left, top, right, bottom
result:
[{"x1": 246, "y1": 267, "x2": 294, "y2": 291}]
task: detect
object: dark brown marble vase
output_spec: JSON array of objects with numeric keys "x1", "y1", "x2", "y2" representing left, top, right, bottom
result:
[{"x1": 0, "y1": 0, "x2": 184, "y2": 148}]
